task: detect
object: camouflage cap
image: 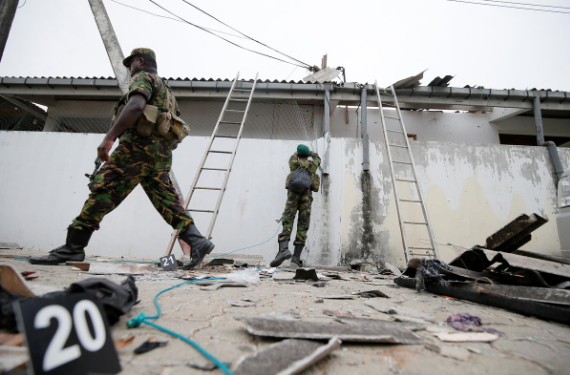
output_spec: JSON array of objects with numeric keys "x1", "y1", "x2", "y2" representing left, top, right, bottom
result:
[{"x1": 122, "y1": 48, "x2": 156, "y2": 67}]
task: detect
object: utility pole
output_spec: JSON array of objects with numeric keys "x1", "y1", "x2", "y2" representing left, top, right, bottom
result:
[
  {"x1": 88, "y1": 0, "x2": 130, "y2": 94},
  {"x1": 0, "y1": 0, "x2": 19, "y2": 62}
]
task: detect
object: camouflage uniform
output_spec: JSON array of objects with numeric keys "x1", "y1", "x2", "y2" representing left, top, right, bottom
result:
[
  {"x1": 278, "y1": 152, "x2": 321, "y2": 246},
  {"x1": 70, "y1": 70, "x2": 192, "y2": 231}
]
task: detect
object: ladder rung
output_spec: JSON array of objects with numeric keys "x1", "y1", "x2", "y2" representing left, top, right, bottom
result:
[
  {"x1": 389, "y1": 143, "x2": 408, "y2": 148},
  {"x1": 408, "y1": 246, "x2": 434, "y2": 250},
  {"x1": 233, "y1": 89, "x2": 251, "y2": 92},
  {"x1": 410, "y1": 252, "x2": 434, "y2": 257},
  {"x1": 386, "y1": 130, "x2": 404, "y2": 134},
  {"x1": 393, "y1": 160, "x2": 412, "y2": 164},
  {"x1": 224, "y1": 110, "x2": 245, "y2": 113},
  {"x1": 209, "y1": 150, "x2": 232, "y2": 154},
  {"x1": 395, "y1": 178, "x2": 417, "y2": 183},
  {"x1": 229, "y1": 99, "x2": 249, "y2": 102},
  {"x1": 384, "y1": 115, "x2": 400, "y2": 120},
  {"x1": 194, "y1": 186, "x2": 222, "y2": 190},
  {"x1": 404, "y1": 221, "x2": 428, "y2": 225},
  {"x1": 187, "y1": 209, "x2": 215, "y2": 213},
  {"x1": 400, "y1": 199, "x2": 421, "y2": 203},
  {"x1": 219, "y1": 121, "x2": 242, "y2": 124},
  {"x1": 201, "y1": 167, "x2": 228, "y2": 171},
  {"x1": 214, "y1": 135, "x2": 238, "y2": 139}
]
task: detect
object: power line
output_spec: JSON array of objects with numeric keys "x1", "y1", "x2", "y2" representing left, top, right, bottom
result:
[
  {"x1": 17, "y1": 0, "x2": 27, "y2": 9},
  {"x1": 148, "y1": 0, "x2": 307, "y2": 68},
  {"x1": 482, "y1": 0, "x2": 570, "y2": 10},
  {"x1": 109, "y1": 0, "x2": 248, "y2": 39},
  {"x1": 441, "y1": 0, "x2": 570, "y2": 13},
  {"x1": 179, "y1": 0, "x2": 313, "y2": 69}
]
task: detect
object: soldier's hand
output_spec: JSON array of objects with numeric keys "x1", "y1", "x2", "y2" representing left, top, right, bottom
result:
[{"x1": 97, "y1": 137, "x2": 115, "y2": 162}]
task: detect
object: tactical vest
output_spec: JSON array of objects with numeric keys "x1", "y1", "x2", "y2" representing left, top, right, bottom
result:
[{"x1": 113, "y1": 78, "x2": 190, "y2": 146}]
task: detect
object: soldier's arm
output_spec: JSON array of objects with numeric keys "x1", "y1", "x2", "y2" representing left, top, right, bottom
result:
[
  {"x1": 97, "y1": 94, "x2": 146, "y2": 162},
  {"x1": 311, "y1": 152, "x2": 321, "y2": 167},
  {"x1": 97, "y1": 72, "x2": 155, "y2": 161}
]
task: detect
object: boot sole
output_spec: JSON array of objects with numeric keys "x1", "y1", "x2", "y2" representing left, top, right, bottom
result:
[{"x1": 270, "y1": 253, "x2": 292, "y2": 268}]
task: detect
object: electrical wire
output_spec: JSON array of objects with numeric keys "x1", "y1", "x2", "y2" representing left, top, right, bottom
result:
[
  {"x1": 148, "y1": 0, "x2": 307, "y2": 68},
  {"x1": 17, "y1": 0, "x2": 26, "y2": 9},
  {"x1": 482, "y1": 0, "x2": 570, "y2": 10},
  {"x1": 178, "y1": 0, "x2": 313, "y2": 69},
  {"x1": 440, "y1": 0, "x2": 570, "y2": 14},
  {"x1": 109, "y1": 0, "x2": 249, "y2": 39}
]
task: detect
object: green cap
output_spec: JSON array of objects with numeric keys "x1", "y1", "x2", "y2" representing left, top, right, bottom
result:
[
  {"x1": 122, "y1": 48, "x2": 156, "y2": 67},
  {"x1": 297, "y1": 144, "x2": 311, "y2": 157}
]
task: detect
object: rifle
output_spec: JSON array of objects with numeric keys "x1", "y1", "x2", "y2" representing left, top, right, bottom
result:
[{"x1": 85, "y1": 158, "x2": 102, "y2": 181}]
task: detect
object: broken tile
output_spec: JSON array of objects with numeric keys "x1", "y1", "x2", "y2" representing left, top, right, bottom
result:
[
  {"x1": 236, "y1": 316, "x2": 424, "y2": 344},
  {"x1": 87, "y1": 262, "x2": 157, "y2": 275},
  {"x1": 232, "y1": 338, "x2": 341, "y2": 375},
  {"x1": 434, "y1": 332, "x2": 499, "y2": 343}
]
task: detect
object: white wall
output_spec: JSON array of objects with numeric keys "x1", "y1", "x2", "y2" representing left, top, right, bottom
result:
[
  {"x1": 330, "y1": 107, "x2": 570, "y2": 145},
  {"x1": 1, "y1": 131, "x2": 568, "y2": 267}
]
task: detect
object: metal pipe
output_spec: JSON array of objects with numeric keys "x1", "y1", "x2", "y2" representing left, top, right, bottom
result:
[
  {"x1": 533, "y1": 95, "x2": 546, "y2": 146},
  {"x1": 322, "y1": 86, "x2": 331, "y2": 175},
  {"x1": 545, "y1": 141, "x2": 566, "y2": 185},
  {"x1": 361, "y1": 86, "x2": 370, "y2": 171}
]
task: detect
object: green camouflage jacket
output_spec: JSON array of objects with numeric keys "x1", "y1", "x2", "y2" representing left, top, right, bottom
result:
[{"x1": 285, "y1": 151, "x2": 321, "y2": 192}]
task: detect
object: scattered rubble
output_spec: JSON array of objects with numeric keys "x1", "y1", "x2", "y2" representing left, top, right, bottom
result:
[{"x1": 232, "y1": 338, "x2": 341, "y2": 375}]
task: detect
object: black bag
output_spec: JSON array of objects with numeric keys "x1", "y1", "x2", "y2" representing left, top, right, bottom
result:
[{"x1": 288, "y1": 168, "x2": 312, "y2": 193}]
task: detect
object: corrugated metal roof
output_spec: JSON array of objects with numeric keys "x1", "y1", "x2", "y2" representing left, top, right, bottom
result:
[{"x1": 0, "y1": 76, "x2": 312, "y2": 84}]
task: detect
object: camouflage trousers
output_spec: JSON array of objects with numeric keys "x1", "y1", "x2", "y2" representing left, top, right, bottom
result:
[
  {"x1": 278, "y1": 190, "x2": 313, "y2": 246},
  {"x1": 70, "y1": 135, "x2": 192, "y2": 231}
]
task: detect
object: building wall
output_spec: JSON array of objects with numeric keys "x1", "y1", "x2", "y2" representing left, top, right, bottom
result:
[{"x1": 0, "y1": 131, "x2": 567, "y2": 267}]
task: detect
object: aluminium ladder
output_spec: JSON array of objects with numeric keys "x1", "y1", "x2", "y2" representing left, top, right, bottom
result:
[
  {"x1": 374, "y1": 82, "x2": 439, "y2": 262},
  {"x1": 165, "y1": 72, "x2": 259, "y2": 255}
]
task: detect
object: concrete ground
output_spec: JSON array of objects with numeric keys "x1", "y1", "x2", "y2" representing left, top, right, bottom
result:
[{"x1": 2, "y1": 248, "x2": 570, "y2": 375}]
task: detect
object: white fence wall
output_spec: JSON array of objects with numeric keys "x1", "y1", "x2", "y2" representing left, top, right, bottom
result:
[{"x1": 0, "y1": 131, "x2": 567, "y2": 267}]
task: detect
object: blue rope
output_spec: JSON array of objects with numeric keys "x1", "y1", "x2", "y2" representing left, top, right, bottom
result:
[
  {"x1": 205, "y1": 221, "x2": 281, "y2": 259},
  {"x1": 127, "y1": 278, "x2": 235, "y2": 375}
]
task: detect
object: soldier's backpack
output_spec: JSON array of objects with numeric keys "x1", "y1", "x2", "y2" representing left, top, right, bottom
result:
[{"x1": 288, "y1": 168, "x2": 312, "y2": 193}]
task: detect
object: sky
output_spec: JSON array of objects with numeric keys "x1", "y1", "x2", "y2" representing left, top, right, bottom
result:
[{"x1": 1, "y1": 0, "x2": 569, "y2": 91}]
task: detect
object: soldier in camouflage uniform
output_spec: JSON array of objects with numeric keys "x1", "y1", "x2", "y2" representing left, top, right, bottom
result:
[
  {"x1": 270, "y1": 145, "x2": 321, "y2": 267},
  {"x1": 30, "y1": 48, "x2": 214, "y2": 269}
]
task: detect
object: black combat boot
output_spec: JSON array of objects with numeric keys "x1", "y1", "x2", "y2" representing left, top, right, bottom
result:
[
  {"x1": 270, "y1": 241, "x2": 292, "y2": 267},
  {"x1": 29, "y1": 228, "x2": 93, "y2": 265},
  {"x1": 179, "y1": 223, "x2": 215, "y2": 270},
  {"x1": 290, "y1": 245, "x2": 304, "y2": 268}
]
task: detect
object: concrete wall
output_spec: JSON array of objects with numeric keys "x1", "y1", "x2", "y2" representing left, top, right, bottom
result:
[{"x1": 1, "y1": 131, "x2": 568, "y2": 267}]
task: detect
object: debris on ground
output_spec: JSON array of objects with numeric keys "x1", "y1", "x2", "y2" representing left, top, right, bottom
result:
[
  {"x1": 312, "y1": 281, "x2": 326, "y2": 288},
  {"x1": 355, "y1": 289, "x2": 390, "y2": 298},
  {"x1": 113, "y1": 334, "x2": 135, "y2": 349},
  {"x1": 232, "y1": 337, "x2": 341, "y2": 375},
  {"x1": 394, "y1": 212, "x2": 570, "y2": 325},
  {"x1": 0, "y1": 269, "x2": 138, "y2": 331},
  {"x1": 225, "y1": 268, "x2": 260, "y2": 285},
  {"x1": 433, "y1": 331, "x2": 499, "y2": 343},
  {"x1": 447, "y1": 313, "x2": 505, "y2": 335},
  {"x1": 86, "y1": 262, "x2": 158, "y2": 275},
  {"x1": 133, "y1": 337, "x2": 168, "y2": 354},
  {"x1": 236, "y1": 315, "x2": 424, "y2": 344},
  {"x1": 293, "y1": 268, "x2": 320, "y2": 281}
]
